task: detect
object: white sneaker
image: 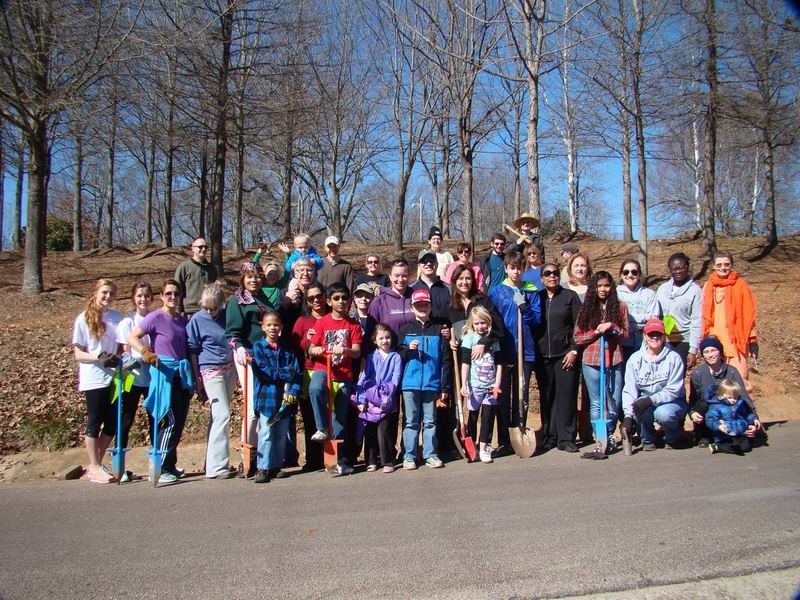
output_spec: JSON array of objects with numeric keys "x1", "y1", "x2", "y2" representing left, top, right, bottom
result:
[
  {"x1": 311, "y1": 430, "x2": 328, "y2": 442},
  {"x1": 479, "y1": 449, "x2": 493, "y2": 464},
  {"x1": 334, "y1": 463, "x2": 353, "y2": 476}
]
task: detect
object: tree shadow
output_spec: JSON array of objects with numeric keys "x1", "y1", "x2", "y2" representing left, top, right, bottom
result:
[{"x1": 744, "y1": 239, "x2": 779, "y2": 262}]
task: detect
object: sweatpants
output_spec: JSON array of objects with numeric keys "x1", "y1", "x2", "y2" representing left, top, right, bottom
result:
[
  {"x1": 148, "y1": 376, "x2": 190, "y2": 473},
  {"x1": 534, "y1": 356, "x2": 579, "y2": 447},
  {"x1": 202, "y1": 367, "x2": 237, "y2": 477}
]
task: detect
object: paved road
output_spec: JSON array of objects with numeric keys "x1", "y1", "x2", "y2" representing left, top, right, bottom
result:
[{"x1": 2, "y1": 423, "x2": 799, "y2": 600}]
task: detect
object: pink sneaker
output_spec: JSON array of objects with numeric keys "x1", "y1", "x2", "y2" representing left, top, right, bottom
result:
[
  {"x1": 383, "y1": 465, "x2": 395, "y2": 473},
  {"x1": 88, "y1": 466, "x2": 115, "y2": 484}
]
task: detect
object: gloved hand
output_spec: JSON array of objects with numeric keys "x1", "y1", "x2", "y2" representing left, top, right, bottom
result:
[
  {"x1": 97, "y1": 351, "x2": 120, "y2": 369},
  {"x1": 122, "y1": 356, "x2": 144, "y2": 371},
  {"x1": 141, "y1": 348, "x2": 159, "y2": 367},
  {"x1": 235, "y1": 346, "x2": 250, "y2": 365},
  {"x1": 513, "y1": 289, "x2": 526, "y2": 308},
  {"x1": 632, "y1": 396, "x2": 653, "y2": 416}
]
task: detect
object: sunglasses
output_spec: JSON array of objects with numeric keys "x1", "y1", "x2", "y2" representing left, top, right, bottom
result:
[
  {"x1": 646, "y1": 332, "x2": 664, "y2": 338},
  {"x1": 306, "y1": 294, "x2": 325, "y2": 302},
  {"x1": 193, "y1": 245, "x2": 208, "y2": 250},
  {"x1": 420, "y1": 260, "x2": 436, "y2": 266},
  {"x1": 163, "y1": 291, "x2": 180, "y2": 297},
  {"x1": 492, "y1": 241, "x2": 505, "y2": 246},
  {"x1": 541, "y1": 270, "x2": 560, "y2": 278},
  {"x1": 366, "y1": 260, "x2": 379, "y2": 264},
  {"x1": 459, "y1": 250, "x2": 471, "y2": 255},
  {"x1": 622, "y1": 269, "x2": 639, "y2": 276}
]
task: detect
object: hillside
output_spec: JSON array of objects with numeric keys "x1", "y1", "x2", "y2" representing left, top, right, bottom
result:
[{"x1": 0, "y1": 235, "x2": 798, "y2": 455}]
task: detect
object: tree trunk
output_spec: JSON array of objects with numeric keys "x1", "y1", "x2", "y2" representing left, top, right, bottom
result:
[
  {"x1": 22, "y1": 120, "x2": 48, "y2": 294},
  {"x1": 0, "y1": 122, "x2": 4, "y2": 252},
  {"x1": 103, "y1": 95, "x2": 118, "y2": 248},
  {"x1": 441, "y1": 120, "x2": 452, "y2": 238},
  {"x1": 394, "y1": 171, "x2": 411, "y2": 253},
  {"x1": 762, "y1": 138, "x2": 777, "y2": 247},
  {"x1": 701, "y1": 0, "x2": 718, "y2": 259},
  {"x1": 13, "y1": 134, "x2": 24, "y2": 252},
  {"x1": 198, "y1": 138, "x2": 208, "y2": 239},
  {"x1": 210, "y1": 6, "x2": 234, "y2": 278},
  {"x1": 747, "y1": 145, "x2": 760, "y2": 237},
  {"x1": 233, "y1": 103, "x2": 245, "y2": 255},
  {"x1": 459, "y1": 120, "x2": 475, "y2": 248},
  {"x1": 512, "y1": 94, "x2": 522, "y2": 220},
  {"x1": 632, "y1": 0, "x2": 648, "y2": 275},
  {"x1": 144, "y1": 138, "x2": 155, "y2": 245},
  {"x1": 73, "y1": 135, "x2": 83, "y2": 251},
  {"x1": 522, "y1": 0, "x2": 546, "y2": 221},
  {"x1": 281, "y1": 130, "x2": 294, "y2": 240},
  {"x1": 691, "y1": 116, "x2": 703, "y2": 231},
  {"x1": 163, "y1": 100, "x2": 175, "y2": 248}
]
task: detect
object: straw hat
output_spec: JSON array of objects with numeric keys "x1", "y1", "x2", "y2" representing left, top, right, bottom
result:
[{"x1": 512, "y1": 212, "x2": 540, "y2": 229}]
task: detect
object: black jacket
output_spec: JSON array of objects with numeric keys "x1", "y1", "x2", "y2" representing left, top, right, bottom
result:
[
  {"x1": 533, "y1": 286, "x2": 582, "y2": 359},
  {"x1": 446, "y1": 293, "x2": 506, "y2": 347},
  {"x1": 410, "y1": 277, "x2": 451, "y2": 321}
]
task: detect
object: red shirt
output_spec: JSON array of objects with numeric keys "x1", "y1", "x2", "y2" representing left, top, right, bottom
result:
[
  {"x1": 292, "y1": 314, "x2": 320, "y2": 370},
  {"x1": 310, "y1": 313, "x2": 363, "y2": 381}
]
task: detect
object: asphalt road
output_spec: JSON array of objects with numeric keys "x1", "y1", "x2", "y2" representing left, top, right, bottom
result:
[{"x1": 1, "y1": 423, "x2": 799, "y2": 600}]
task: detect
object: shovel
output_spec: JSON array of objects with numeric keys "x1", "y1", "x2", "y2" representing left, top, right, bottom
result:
[
  {"x1": 107, "y1": 366, "x2": 129, "y2": 483},
  {"x1": 241, "y1": 357, "x2": 257, "y2": 478},
  {"x1": 451, "y1": 348, "x2": 477, "y2": 462},
  {"x1": 591, "y1": 335, "x2": 610, "y2": 455},
  {"x1": 509, "y1": 304, "x2": 537, "y2": 458},
  {"x1": 323, "y1": 353, "x2": 343, "y2": 470}
]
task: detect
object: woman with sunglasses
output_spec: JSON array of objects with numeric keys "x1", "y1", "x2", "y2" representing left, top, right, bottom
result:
[
  {"x1": 621, "y1": 319, "x2": 689, "y2": 452},
  {"x1": 291, "y1": 282, "x2": 330, "y2": 471},
  {"x1": 443, "y1": 242, "x2": 484, "y2": 290},
  {"x1": 617, "y1": 259, "x2": 660, "y2": 363},
  {"x1": 532, "y1": 263, "x2": 582, "y2": 452},
  {"x1": 128, "y1": 279, "x2": 193, "y2": 483},
  {"x1": 355, "y1": 254, "x2": 389, "y2": 296},
  {"x1": 521, "y1": 244, "x2": 544, "y2": 291}
]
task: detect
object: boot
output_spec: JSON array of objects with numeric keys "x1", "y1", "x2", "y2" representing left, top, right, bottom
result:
[{"x1": 620, "y1": 417, "x2": 634, "y2": 456}]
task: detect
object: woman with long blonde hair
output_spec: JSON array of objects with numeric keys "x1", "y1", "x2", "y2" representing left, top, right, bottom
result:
[{"x1": 72, "y1": 278, "x2": 123, "y2": 483}]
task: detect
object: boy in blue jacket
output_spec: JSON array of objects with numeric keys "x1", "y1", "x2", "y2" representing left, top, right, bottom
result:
[
  {"x1": 489, "y1": 251, "x2": 542, "y2": 449},
  {"x1": 705, "y1": 379, "x2": 757, "y2": 455},
  {"x1": 397, "y1": 289, "x2": 452, "y2": 470}
]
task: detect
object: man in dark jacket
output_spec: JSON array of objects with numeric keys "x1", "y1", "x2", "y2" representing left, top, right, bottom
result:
[
  {"x1": 479, "y1": 233, "x2": 507, "y2": 295},
  {"x1": 411, "y1": 249, "x2": 451, "y2": 320}
]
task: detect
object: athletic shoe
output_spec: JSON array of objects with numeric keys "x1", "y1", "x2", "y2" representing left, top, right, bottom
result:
[
  {"x1": 167, "y1": 467, "x2": 185, "y2": 478},
  {"x1": 383, "y1": 465, "x2": 395, "y2": 473},
  {"x1": 426, "y1": 457, "x2": 444, "y2": 469},
  {"x1": 333, "y1": 463, "x2": 353, "y2": 476},
  {"x1": 98, "y1": 464, "x2": 114, "y2": 478},
  {"x1": 269, "y1": 469, "x2": 289, "y2": 479},
  {"x1": 311, "y1": 430, "x2": 328, "y2": 442},
  {"x1": 696, "y1": 437, "x2": 710, "y2": 448},
  {"x1": 253, "y1": 469, "x2": 271, "y2": 484},
  {"x1": 208, "y1": 470, "x2": 236, "y2": 480},
  {"x1": 403, "y1": 459, "x2": 417, "y2": 471},
  {"x1": 643, "y1": 442, "x2": 657, "y2": 452},
  {"x1": 709, "y1": 443, "x2": 719, "y2": 454},
  {"x1": 558, "y1": 442, "x2": 580, "y2": 453},
  {"x1": 88, "y1": 467, "x2": 115, "y2": 484},
  {"x1": 607, "y1": 436, "x2": 618, "y2": 453},
  {"x1": 479, "y1": 449, "x2": 493, "y2": 464},
  {"x1": 483, "y1": 444, "x2": 496, "y2": 457},
  {"x1": 366, "y1": 464, "x2": 378, "y2": 472},
  {"x1": 120, "y1": 471, "x2": 133, "y2": 483},
  {"x1": 157, "y1": 472, "x2": 178, "y2": 484},
  {"x1": 493, "y1": 445, "x2": 515, "y2": 458}
]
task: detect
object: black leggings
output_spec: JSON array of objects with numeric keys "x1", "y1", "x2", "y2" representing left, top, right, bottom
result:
[
  {"x1": 84, "y1": 385, "x2": 116, "y2": 438},
  {"x1": 468, "y1": 405, "x2": 496, "y2": 445},
  {"x1": 119, "y1": 385, "x2": 148, "y2": 448},
  {"x1": 534, "y1": 357, "x2": 579, "y2": 447},
  {"x1": 364, "y1": 418, "x2": 393, "y2": 467}
]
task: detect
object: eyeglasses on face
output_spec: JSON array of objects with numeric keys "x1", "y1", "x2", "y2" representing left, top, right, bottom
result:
[
  {"x1": 366, "y1": 260, "x2": 379, "y2": 264},
  {"x1": 306, "y1": 294, "x2": 325, "y2": 302},
  {"x1": 492, "y1": 241, "x2": 505, "y2": 246},
  {"x1": 622, "y1": 269, "x2": 639, "y2": 276},
  {"x1": 541, "y1": 270, "x2": 559, "y2": 278}
]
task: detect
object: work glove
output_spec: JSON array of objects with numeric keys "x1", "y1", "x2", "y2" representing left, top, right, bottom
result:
[
  {"x1": 122, "y1": 356, "x2": 144, "y2": 371},
  {"x1": 235, "y1": 346, "x2": 250, "y2": 366},
  {"x1": 513, "y1": 290, "x2": 526, "y2": 308},
  {"x1": 97, "y1": 351, "x2": 120, "y2": 369},
  {"x1": 632, "y1": 397, "x2": 653, "y2": 416},
  {"x1": 141, "y1": 348, "x2": 159, "y2": 367}
]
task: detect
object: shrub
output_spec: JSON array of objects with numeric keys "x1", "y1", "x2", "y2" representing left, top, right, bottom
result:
[{"x1": 47, "y1": 218, "x2": 73, "y2": 251}]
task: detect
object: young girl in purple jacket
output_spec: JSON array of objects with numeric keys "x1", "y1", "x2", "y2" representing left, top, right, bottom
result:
[{"x1": 354, "y1": 324, "x2": 402, "y2": 473}]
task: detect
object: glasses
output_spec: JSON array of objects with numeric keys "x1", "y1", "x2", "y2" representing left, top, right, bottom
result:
[
  {"x1": 193, "y1": 245, "x2": 208, "y2": 250},
  {"x1": 646, "y1": 332, "x2": 664, "y2": 339},
  {"x1": 541, "y1": 270, "x2": 560, "y2": 278},
  {"x1": 163, "y1": 291, "x2": 180, "y2": 297},
  {"x1": 420, "y1": 260, "x2": 436, "y2": 266},
  {"x1": 306, "y1": 294, "x2": 325, "y2": 302},
  {"x1": 622, "y1": 269, "x2": 639, "y2": 276},
  {"x1": 492, "y1": 241, "x2": 505, "y2": 246},
  {"x1": 366, "y1": 260, "x2": 379, "y2": 265},
  {"x1": 459, "y1": 250, "x2": 471, "y2": 255}
]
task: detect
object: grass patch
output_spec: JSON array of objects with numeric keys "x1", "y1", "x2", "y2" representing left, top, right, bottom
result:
[{"x1": 17, "y1": 416, "x2": 77, "y2": 451}]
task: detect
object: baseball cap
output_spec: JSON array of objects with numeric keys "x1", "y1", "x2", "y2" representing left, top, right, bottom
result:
[
  {"x1": 411, "y1": 289, "x2": 431, "y2": 304},
  {"x1": 418, "y1": 248, "x2": 437, "y2": 262},
  {"x1": 354, "y1": 283, "x2": 375, "y2": 296},
  {"x1": 324, "y1": 235, "x2": 340, "y2": 247},
  {"x1": 643, "y1": 318, "x2": 666, "y2": 335}
]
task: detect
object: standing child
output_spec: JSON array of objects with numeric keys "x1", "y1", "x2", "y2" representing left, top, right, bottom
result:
[
  {"x1": 354, "y1": 324, "x2": 402, "y2": 473},
  {"x1": 308, "y1": 282, "x2": 363, "y2": 475},
  {"x1": 398, "y1": 289, "x2": 452, "y2": 470},
  {"x1": 460, "y1": 306, "x2": 503, "y2": 464},
  {"x1": 704, "y1": 379, "x2": 758, "y2": 455},
  {"x1": 280, "y1": 233, "x2": 324, "y2": 274},
  {"x1": 72, "y1": 278, "x2": 123, "y2": 483},
  {"x1": 251, "y1": 311, "x2": 302, "y2": 482}
]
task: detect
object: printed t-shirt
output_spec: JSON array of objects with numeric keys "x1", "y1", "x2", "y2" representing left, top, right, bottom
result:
[{"x1": 310, "y1": 313, "x2": 363, "y2": 381}]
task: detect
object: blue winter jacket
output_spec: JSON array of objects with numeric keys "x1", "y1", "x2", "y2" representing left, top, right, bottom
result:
[
  {"x1": 704, "y1": 386, "x2": 757, "y2": 441},
  {"x1": 284, "y1": 247, "x2": 324, "y2": 273},
  {"x1": 489, "y1": 278, "x2": 542, "y2": 363},
  {"x1": 397, "y1": 318, "x2": 453, "y2": 393}
]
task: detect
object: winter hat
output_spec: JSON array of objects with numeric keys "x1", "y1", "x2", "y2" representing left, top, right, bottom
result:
[
  {"x1": 427, "y1": 226, "x2": 443, "y2": 240},
  {"x1": 699, "y1": 336, "x2": 724, "y2": 354}
]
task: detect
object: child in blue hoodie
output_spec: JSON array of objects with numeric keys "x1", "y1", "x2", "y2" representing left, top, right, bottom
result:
[
  {"x1": 398, "y1": 289, "x2": 452, "y2": 470},
  {"x1": 705, "y1": 379, "x2": 757, "y2": 455},
  {"x1": 281, "y1": 233, "x2": 324, "y2": 274}
]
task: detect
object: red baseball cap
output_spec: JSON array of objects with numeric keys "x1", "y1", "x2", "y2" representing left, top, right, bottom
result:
[
  {"x1": 643, "y1": 318, "x2": 666, "y2": 335},
  {"x1": 411, "y1": 289, "x2": 431, "y2": 304}
]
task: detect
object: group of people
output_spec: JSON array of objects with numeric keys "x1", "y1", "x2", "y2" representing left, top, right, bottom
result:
[{"x1": 71, "y1": 218, "x2": 763, "y2": 485}]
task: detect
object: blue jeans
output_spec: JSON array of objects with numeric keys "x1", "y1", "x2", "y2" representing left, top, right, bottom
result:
[
  {"x1": 308, "y1": 370, "x2": 352, "y2": 440},
  {"x1": 402, "y1": 390, "x2": 438, "y2": 461},
  {"x1": 581, "y1": 363, "x2": 623, "y2": 435},
  {"x1": 637, "y1": 400, "x2": 688, "y2": 445},
  {"x1": 257, "y1": 413, "x2": 290, "y2": 470}
]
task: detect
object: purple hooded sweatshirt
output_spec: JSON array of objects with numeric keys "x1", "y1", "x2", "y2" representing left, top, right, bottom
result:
[
  {"x1": 353, "y1": 350, "x2": 402, "y2": 423},
  {"x1": 367, "y1": 286, "x2": 414, "y2": 335}
]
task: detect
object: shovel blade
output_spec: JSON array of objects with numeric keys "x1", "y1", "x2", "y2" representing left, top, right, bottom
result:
[
  {"x1": 462, "y1": 427, "x2": 478, "y2": 461},
  {"x1": 509, "y1": 426, "x2": 537, "y2": 458},
  {"x1": 323, "y1": 439, "x2": 342, "y2": 469},
  {"x1": 148, "y1": 455, "x2": 162, "y2": 488},
  {"x1": 451, "y1": 429, "x2": 468, "y2": 461},
  {"x1": 592, "y1": 418, "x2": 610, "y2": 455},
  {"x1": 111, "y1": 451, "x2": 125, "y2": 483}
]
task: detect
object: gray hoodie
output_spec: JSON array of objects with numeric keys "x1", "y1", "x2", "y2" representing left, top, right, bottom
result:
[
  {"x1": 655, "y1": 278, "x2": 702, "y2": 353},
  {"x1": 622, "y1": 344, "x2": 686, "y2": 418},
  {"x1": 617, "y1": 284, "x2": 660, "y2": 349}
]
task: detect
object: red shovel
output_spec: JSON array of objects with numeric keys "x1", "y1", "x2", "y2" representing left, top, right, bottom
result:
[
  {"x1": 323, "y1": 353, "x2": 343, "y2": 469},
  {"x1": 241, "y1": 357, "x2": 256, "y2": 478},
  {"x1": 451, "y1": 348, "x2": 477, "y2": 461}
]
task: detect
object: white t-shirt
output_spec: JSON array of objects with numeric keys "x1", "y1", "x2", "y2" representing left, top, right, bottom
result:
[
  {"x1": 435, "y1": 251, "x2": 454, "y2": 280},
  {"x1": 72, "y1": 309, "x2": 123, "y2": 391},
  {"x1": 116, "y1": 311, "x2": 151, "y2": 387}
]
